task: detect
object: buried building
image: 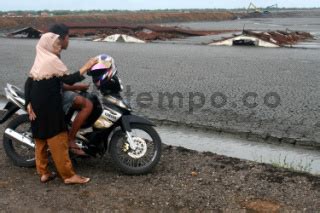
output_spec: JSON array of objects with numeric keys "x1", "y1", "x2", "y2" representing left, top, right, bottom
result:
[{"x1": 209, "y1": 30, "x2": 314, "y2": 48}]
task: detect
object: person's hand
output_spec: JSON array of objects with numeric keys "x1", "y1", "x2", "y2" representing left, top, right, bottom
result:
[
  {"x1": 27, "y1": 103, "x2": 36, "y2": 121},
  {"x1": 80, "y1": 57, "x2": 98, "y2": 75}
]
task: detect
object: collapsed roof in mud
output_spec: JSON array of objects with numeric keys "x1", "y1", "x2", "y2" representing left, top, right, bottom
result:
[
  {"x1": 7, "y1": 27, "x2": 43, "y2": 38},
  {"x1": 209, "y1": 30, "x2": 314, "y2": 47},
  {"x1": 93, "y1": 34, "x2": 146, "y2": 43}
]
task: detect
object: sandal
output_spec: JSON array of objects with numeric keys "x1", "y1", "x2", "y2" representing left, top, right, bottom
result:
[
  {"x1": 64, "y1": 175, "x2": 90, "y2": 185},
  {"x1": 40, "y1": 172, "x2": 57, "y2": 183},
  {"x1": 69, "y1": 145, "x2": 87, "y2": 156}
]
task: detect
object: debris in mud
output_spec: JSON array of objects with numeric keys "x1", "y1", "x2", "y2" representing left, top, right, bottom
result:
[
  {"x1": 5, "y1": 24, "x2": 314, "y2": 48},
  {"x1": 6, "y1": 23, "x2": 237, "y2": 42},
  {"x1": 59, "y1": 23, "x2": 237, "y2": 41},
  {"x1": 210, "y1": 30, "x2": 314, "y2": 48},
  {"x1": 244, "y1": 30, "x2": 314, "y2": 46}
]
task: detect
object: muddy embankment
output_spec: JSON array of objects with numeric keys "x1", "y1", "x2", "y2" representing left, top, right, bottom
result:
[
  {"x1": 0, "y1": 11, "x2": 238, "y2": 31},
  {"x1": 0, "y1": 119, "x2": 320, "y2": 211}
]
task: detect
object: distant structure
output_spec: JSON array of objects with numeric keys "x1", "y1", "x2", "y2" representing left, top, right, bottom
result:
[
  {"x1": 263, "y1": 4, "x2": 278, "y2": 14},
  {"x1": 247, "y1": 2, "x2": 278, "y2": 14},
  {"x1": 2, "y1": 12, "x2": 18, "y2": 17},
  {"x1": 40, "y1": 12, "x2": 49, "y2": 17},
  {"x1": 247, "y1": 2, "x2": 262, "y2": 14}
]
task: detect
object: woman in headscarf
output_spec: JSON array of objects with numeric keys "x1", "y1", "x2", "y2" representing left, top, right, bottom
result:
[{"x1": 25, "y1": 32, "x2": 97, "y2": 184}]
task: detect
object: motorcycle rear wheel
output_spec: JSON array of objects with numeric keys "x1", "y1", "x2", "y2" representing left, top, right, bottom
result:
[
  {"x1": 3, "y1": 114, "x2": 36, "y2": 167},
  {"x1": 110, "y1": 124, "x2": 162, "y2": 175}
]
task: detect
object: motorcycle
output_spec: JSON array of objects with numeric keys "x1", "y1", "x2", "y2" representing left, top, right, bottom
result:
[{"x1": 0, "y1": 67, "x2": 162, "y2": 175}]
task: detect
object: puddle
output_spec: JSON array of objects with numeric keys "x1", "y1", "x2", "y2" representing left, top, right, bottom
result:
[{"x1": 157, "y1": 125, "x2": 320, "y2": 175}]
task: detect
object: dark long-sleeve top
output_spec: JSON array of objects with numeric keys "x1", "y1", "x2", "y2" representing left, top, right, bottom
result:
[{"x1": 24, "y1": 72, "x2": 84, "y2": 139}]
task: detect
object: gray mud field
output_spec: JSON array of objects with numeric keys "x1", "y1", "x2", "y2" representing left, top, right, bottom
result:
[
  {"x1": 0, "y1": 120, "x2": 320, "y2": 211},
  {"x1": 0, "y1": 32, "x2": 320, "y2": 145}
]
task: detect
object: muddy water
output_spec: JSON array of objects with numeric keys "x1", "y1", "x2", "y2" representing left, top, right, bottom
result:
[{"x1": 156, "y1": 125, "x2": 320, "y2": 175}]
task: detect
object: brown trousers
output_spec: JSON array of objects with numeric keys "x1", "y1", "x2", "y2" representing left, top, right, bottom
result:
[{"x1": 35, "y1": 131, "x2": 75, "y2": 180}]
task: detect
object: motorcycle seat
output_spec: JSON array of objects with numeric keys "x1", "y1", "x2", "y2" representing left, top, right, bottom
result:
[
  {"x1": 6, "y1": 84, "x2": 25, "y2": 99},
  {"x1": 13, "y1": 89, "x2": 25, "y2": 99}
]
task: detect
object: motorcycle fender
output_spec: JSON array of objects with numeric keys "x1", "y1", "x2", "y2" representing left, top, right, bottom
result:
[
  {"x1": 107, "y1": 116, "x2": 155, "y2": 151},
  {"x1": 0, "y1": 102, "x2": 20, "y2": 124},
  {"x1": 121, "y1": 115, "x2": 155, "y2": 132}
]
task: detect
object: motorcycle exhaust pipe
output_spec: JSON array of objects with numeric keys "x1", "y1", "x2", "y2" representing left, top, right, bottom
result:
[{"x1": 4, "y1": 128, "x2": 35, "y2": 148}]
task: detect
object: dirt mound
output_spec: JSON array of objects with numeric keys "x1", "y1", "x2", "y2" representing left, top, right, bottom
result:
[{"x1": 0, "y1": 12, "x2": 237, "y2": 31}]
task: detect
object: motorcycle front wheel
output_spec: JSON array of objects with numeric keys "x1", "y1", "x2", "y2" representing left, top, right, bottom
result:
[
  {"x1": 110, "y1": 124, "x2": 162, "y2": 175},
  {"x1": 3, "y1": 114, "x2": 36, "y2": 167}
]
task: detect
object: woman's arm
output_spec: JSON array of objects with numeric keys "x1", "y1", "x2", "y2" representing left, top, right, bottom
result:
[
  {"x1": 61, "y1": 71, "x2": 85, "y2": 85},
  {"x1": 61, "y1": 57, "x2": 98, "y2": 85}
]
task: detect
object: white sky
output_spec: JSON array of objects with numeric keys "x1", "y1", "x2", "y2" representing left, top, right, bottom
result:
[{"x1": 1, "y1": 0, "x2": 320, "y2": 11}]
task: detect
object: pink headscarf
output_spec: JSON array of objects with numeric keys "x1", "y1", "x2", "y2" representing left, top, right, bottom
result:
[{"x1": 29, "y1": 32, "x2": 69, "y2": 80}]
